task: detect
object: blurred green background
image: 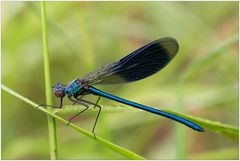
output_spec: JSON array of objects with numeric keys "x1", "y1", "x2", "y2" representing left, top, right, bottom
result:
[{"x1": 2, "y1": 1, "x2": 238, "y2": 160}]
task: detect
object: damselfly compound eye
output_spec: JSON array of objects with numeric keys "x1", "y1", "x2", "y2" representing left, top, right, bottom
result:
[
  {"x1": 54, "y1": 83, "x2": 65, "y2": 98},
  {"x1": 55, "y1": 90, "x2": 64, "y2": 98}
]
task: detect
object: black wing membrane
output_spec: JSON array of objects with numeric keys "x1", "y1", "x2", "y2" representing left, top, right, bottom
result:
[{"x1": 81, "y1": 37, "x2": 179, "y2": 85}]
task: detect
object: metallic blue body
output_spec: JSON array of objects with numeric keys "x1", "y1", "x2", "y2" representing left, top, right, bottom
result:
[
  {"x1": 88, "y1": 86, "x2": 204, "y2": 132},
  {"x1": 65, "y1": 79, "x2": 83, "y2": 95}
]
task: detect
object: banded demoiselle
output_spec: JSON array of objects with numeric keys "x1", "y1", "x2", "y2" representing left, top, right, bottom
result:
[{"x1": 51, "y1": 37, "x2": 204, "y2": 136}]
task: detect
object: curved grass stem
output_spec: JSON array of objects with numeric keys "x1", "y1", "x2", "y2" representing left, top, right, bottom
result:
[{"x1": 1, "y1": 85, "x2": 145, "y2": 160}]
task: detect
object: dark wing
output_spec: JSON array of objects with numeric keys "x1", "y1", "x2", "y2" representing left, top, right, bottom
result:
[{"x1": 80, "y1": 37, "x2": 179, "y2": 85}]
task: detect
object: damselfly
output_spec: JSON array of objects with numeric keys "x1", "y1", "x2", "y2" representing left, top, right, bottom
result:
[{"x1": 41, "y1": 37, "x2": 204, "y2": 137}]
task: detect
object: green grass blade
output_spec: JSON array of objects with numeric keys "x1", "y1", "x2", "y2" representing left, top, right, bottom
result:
[
  {"x1": 179, "y1": 34, "x2": 238, "y2": 83},
  {"x1": 175, "y1": 85, "x2": 186, "y2": 159},
  {"x1": 55, "y1": 104, "x2": 238, "y2": 140},
  {"x1": 1, "y1": 84, "x2": 145, "y2": 160},
  {"x1": 40, "y1": 2, "x2": 57, "y2": 159},
  {"x1": 175, "y1": 34, "x2": 238, "y2": 158},
  {"x1": 163, "y1": 108, "x2": 238, "y2": 140}
]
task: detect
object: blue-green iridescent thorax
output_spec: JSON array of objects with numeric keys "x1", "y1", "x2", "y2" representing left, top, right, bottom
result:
[
  {"x1": 65, "y1": 79, "x2": 83, "y2": 95},
  {"x1": 54, "y1": 79, "x2": 84, "y2": 98}
]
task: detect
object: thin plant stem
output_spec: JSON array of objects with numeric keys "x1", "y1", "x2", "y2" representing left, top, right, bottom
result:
[
  {"x1": 40, "y1": 1, "x2": 58, "y2": 159},
  {"x1": 1, "y1": 85, "x2": 145, "y2": 160},
  {"x1": 175, "y1": 84, "x2": 186, "y2": 159}
]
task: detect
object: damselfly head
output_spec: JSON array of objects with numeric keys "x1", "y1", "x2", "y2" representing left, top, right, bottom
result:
[{"x1": 54, "y1": 82, "x2": 66, "y2": 98}]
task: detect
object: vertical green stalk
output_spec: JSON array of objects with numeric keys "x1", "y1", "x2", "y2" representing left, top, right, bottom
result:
[
  {"x1": 175, "y1": 82, "x2": 186, "y2": 159},
  {"x1": 40, "y1": 1, "x2": 58, "y2": 159}
]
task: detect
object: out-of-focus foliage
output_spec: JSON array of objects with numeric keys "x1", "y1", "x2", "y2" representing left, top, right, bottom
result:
[{"x1": 2, "y1": 1, "x2": 238, "y2": 159}]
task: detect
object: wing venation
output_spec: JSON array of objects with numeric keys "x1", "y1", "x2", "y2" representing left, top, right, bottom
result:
[{"x1": 80, "y1": 37, "x2": 179, "y2": 85}]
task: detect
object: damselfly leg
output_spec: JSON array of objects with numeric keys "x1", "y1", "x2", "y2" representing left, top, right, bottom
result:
[
  {"x1": 74, "y1": 96, "x2": 102, "y2": 138},
  {"x1": 36, "y1": 97, "x2": 64, "y2": 109},
  {"x1": 67, "y1": 96, "x2": 89, "y2": 126},
  {"x1": 72, "y1": 95, "x2": 84, "y2": 105}
]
